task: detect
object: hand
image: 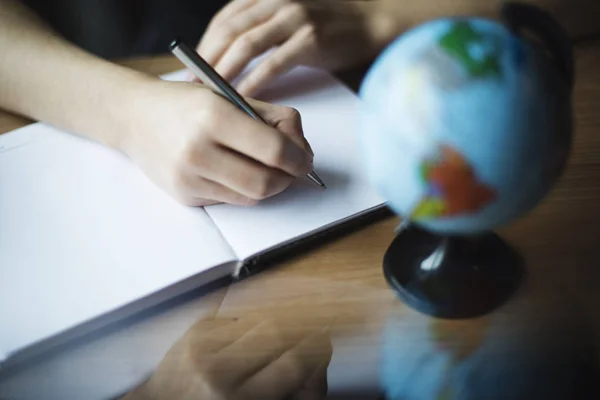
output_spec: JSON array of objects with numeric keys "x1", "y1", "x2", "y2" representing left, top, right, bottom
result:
[
  {"x1": 122, "y1": 80, "x2": 314, "y2": 207},
  {"x1": 196, "y1": 0, "x2": 395, "y2": 96},
  {"x1": 123, "y1": 317, "x2": 332, "y2": 400}
]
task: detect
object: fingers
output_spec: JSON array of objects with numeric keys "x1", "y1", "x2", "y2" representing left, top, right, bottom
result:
[
  {"x1": 174, "y1": 149, "x2": 269, "y2": 206},
  {"x1": 138, "y1": 318, "x2": 246, "y2": 399},
  {"x1": 213, "y1": 105, "x2": 313, "y2": 178},
  {"x1": 195, "y1": 146, "x2": 295, "y2": 201},
  {"x1": 183, "y1": 176, "x2": 258, "y2": 207},
  {"x1": 184, "y1": 318, "x2": 264, "y2": 357},
  {"x1": 213, "y1": 10, "x2": 296, "y2": 82},
  {"x1": 234, "y1": 330, "x2": 333, "y2": 400},
  {"x1": 150, "y1": 316, "x2": 332, "y2": 400},
  {"x1": 168, "y1": 91, "x2": 311, "y2": 206},
  {"x1": 199, "y1": 0, "x2": 278, "y2": 67},
  {"x1": 237, "y1": 24, "x2": 315, "y2": 96},
  {"x1": 207, "y1": 319, "x2": 290, "y2": 389},
  {"x1": 209, "y1": 0, "x2": 257, "y2": 28}
]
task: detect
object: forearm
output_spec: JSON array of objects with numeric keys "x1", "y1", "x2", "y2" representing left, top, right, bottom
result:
[
  {"x1": 0, "y1": 0, "x2": 156, "y2": 150},
  {"x1": 377, "y1": 0, "x2": 598, "y2": 40}
]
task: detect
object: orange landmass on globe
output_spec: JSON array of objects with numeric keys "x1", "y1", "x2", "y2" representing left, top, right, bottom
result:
[{"x1": 412, "y1": 145, "x2": 496, "y2": 219}]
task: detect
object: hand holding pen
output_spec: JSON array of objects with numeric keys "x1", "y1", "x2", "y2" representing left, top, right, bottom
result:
[
  {"x1": 170, "y1": 39, "x2": 326, "y2": 189},
  {"x1": 119, "y1": 53, "x2": 317, "y2": 208}
]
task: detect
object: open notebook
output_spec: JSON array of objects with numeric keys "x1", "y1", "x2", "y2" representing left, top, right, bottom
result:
[{"x1": 0, "y1": 66, "x2": 386, "y2": 368}]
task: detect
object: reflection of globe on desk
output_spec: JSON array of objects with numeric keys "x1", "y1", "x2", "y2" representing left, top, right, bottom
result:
[{"x1": 358, "y1": 17, "x2": 572, "y2": 234}]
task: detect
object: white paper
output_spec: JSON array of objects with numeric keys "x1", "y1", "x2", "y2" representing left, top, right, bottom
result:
[
  {"x1": 0, "y1": 125, "x2": 236, "y2": 361},
  {"x1": 204, "y1": 66, "x2": 385, "y2": 260},
  {"x1": 0, "y1": 65, "x2": 385, "y2": 364}
]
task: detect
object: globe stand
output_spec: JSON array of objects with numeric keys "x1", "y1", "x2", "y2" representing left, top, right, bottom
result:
[{"x1": 383, "y1": 224, "x2": 524, "y2": 319}]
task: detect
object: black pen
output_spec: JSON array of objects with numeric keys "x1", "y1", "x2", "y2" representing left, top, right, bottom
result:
[{"x1": 169, "y1": 38, "x2": 326, "y2": 189}]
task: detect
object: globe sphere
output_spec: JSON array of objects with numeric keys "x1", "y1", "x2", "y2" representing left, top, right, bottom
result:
[{"x1": 358, "y1": 17, "x2": 572, "y2": 234}]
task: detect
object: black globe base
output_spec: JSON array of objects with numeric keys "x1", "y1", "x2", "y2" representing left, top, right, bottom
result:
[{"x1": 383, "y1": 225, "x2": 525, "y2": 319}]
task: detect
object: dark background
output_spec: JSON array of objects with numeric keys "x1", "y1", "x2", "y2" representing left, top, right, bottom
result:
[{"x1": 21, "y1": 0, "x2": 229, "y2": 59}]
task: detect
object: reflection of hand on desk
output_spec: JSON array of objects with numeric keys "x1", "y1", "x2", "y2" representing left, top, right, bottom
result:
[
  {"x1": 122, "y1": 317, "x2": 332, "y2": 400},
  {"x1": 3, "y1": 41, "x2": 600, "y2": 399},
  {"x1": 0, "y1": 36, "x2": 388, "y2": 400}
]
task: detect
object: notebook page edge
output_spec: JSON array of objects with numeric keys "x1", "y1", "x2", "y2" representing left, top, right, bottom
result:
[
  {"x1": 0, "y1": 123, "x2": 238, "y2": 368},
  {"x1": 0, "y1": 260, "x2": 236, "y2": 371},
  {"x1": 240, "y1": 203, "x2": 388, "y2": 262}
]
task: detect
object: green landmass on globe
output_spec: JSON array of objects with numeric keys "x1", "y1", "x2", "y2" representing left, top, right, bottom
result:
[
  {"x1": 438, "y1": 21, "x2": 503, "y2": 79},
  {"x1": 412, "y1": 145, "x2": 497, "y2": 219}
]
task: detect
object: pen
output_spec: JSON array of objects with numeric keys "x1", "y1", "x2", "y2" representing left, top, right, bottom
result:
[{"x1": 169, "y1": 38, "x2": 326, "y2": 189}]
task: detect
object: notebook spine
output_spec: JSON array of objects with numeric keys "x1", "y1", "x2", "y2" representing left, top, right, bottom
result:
[
  {"x1": 232, "y1": 260, "x2": 250, "y2": 279},
  {"x1": 235, "y1": 206, "x2": 392, "y2": 280}
]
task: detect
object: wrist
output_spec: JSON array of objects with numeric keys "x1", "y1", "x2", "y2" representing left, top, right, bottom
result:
[{"x1": 107, "y1": 69, "x2": 159, "y2": 155}]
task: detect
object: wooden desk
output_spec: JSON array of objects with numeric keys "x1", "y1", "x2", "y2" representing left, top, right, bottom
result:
[{"x1": 1, "y1": 43, "x2": 600, "y2": 399}]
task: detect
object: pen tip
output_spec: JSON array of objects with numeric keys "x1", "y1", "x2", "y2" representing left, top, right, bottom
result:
[{"x1": 307, "y1": 171, "x2": 326, "y2": 189}]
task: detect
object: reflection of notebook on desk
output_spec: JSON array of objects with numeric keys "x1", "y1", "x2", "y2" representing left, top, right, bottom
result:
[{"x1": 0, "y1": 66, "x2": 386, "y2": 368}]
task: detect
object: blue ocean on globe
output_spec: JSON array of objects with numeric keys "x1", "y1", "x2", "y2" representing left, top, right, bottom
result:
[{"x1": 358, "y1": 17, "x2": 571, "y2": 234}]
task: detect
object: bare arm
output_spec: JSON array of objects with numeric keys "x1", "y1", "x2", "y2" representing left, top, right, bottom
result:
[
  {"x1": 0, "y1": 0, "x2": 313, "y2": 207},
  {"x1": 0, "y1": 0, "x2": 155, "y2": 151}
]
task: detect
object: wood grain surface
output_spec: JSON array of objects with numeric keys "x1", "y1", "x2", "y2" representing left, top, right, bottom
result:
[{"x1": 1, "y1": 42, "x2": 599, "y2": 398}]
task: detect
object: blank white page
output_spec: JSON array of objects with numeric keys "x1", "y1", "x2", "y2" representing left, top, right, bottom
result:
[
  {"x1": 204, "y1": 66, "x2": 385, "y2": 260},
  {"x1": 0, "y1": 125, "x2": 235, "y2": 362}
]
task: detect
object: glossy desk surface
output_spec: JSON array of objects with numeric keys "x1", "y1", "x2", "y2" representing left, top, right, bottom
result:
[{"x1": 1, "y1": 42, "x2": 600, "y2": 399}]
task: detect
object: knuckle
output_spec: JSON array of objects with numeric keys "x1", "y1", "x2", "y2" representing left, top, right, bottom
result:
[
  {"x1": 286, "y1": 107, "x2": 301, "y2": 123},
  {"x1": 284, "y1": 2, "x2": 308, "y2": 20},
  {"x1": 195, "y1": 96, "x2": 223, "y2": 137},
  {"x1": 236, "y1": 34, "x2": 257, "y2": 55},
  {"x1": 220, "y1": 27, "x2": 236, "y2": 45},
  {"x1": 180, "y1": 136, "x2": 211, "y2": 172}
]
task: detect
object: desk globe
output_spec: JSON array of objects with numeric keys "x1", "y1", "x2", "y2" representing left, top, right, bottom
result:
[{"x1": 358, "y1": 3, "x2": 574, "y2": 318}]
